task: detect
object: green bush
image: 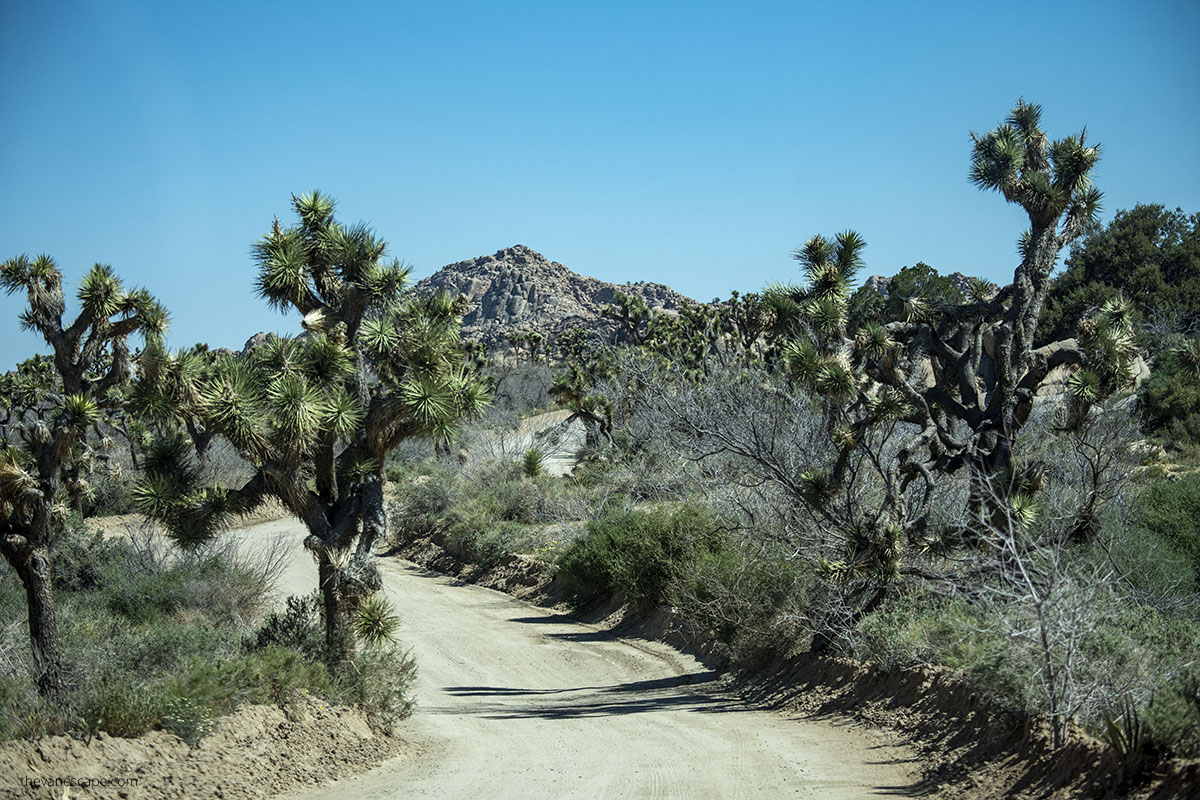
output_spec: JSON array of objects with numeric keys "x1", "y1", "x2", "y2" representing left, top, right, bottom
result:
[
  {"x1": 852, "y1": 592, "x2": 1033, "y2": 708},
  {"x1": 1141, "y1": 352, "x2": 1200, "y2": 442},
  {"x1": 159, "y1": 696, "x2": 214, "y2": 747},
  {"x1": 248, "y1": 592, "x2": 326, "y2": 661},
  {"x1": 49, "y1": 518, "x2": 118, "y2": 591},
  {"x1": 557, "y1": 503, "x2": 718, "y2": 607},
  {"x1": 235, "y1": 646, "x2": 332, "y2": 708},
  {"x1": 330, "y1": 646, "x2": 416, "y2": 733},
  {"x1": 1143, "y1": 670, "x2": 1200, "y2": 757},
  {"x1": 477, "y1": 473, "x2": 540, "y2": 524},
  {"x1": 669, "y1": 537, "x2": 810, "y2": 660},
  {"x1": 1130, "y1": 474, "x2": 1200, "y2": 589},
  {"x1": 389, "y1": 472, "x2": 456, "y2": 543},
  {"x1": 78, "y1": 681, "x2": 166, "y2": 739},
  {"x1": 101, "y1": 569, "x2": 188, "y2": 623},
  {"x1": 0, "y1": 519, "x2": 354, "y2": 745}
]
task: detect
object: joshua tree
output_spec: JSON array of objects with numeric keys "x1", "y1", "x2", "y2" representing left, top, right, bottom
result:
[
  {"x1": 135, "y1": 191, "x2": 487, "y2": 659},
  {"x1": 0, "y1": 257, "x2": 166, "y2": 701},
  {"x1": 766, "y1": 100, "x2": 1136, "y2": 542}
]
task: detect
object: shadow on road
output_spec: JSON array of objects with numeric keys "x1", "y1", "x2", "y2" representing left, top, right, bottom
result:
[{"x1": 436, "y1": 672, "x2": 733, "y2": 720}]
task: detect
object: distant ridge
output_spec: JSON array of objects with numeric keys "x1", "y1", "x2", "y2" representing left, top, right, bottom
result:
[{"x1": 414, "y1": 245, "x2": 692, "y2": 351}]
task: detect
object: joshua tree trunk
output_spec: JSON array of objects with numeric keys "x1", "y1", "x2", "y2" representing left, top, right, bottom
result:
[
  {"x1": 312, "y1": 475, "x2": 387, "y2": 662},
  {"x1": 1, "y1": 534, "x2": 66, "y2": 704},
  {"x1": 316, "y1": 550, "x2": 353, "y2": 661}
]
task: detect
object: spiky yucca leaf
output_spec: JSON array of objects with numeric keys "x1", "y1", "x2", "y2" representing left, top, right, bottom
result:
[
  {"x1": 1009, "y1": 493, "x2": 1041, "y2": 529},
  {"x1": 401, "y1": 375, "x2": 454, "y2": 428},
  {"x1": 322, "y1": 387, "x2": 363, "y2": 439},
  {"x1": 354, "y1": 594, "x2": 401, "y2": 647},
  {"x1": 832, "y1": 426, "x2": 856, "y2": 449},
  {"x1": 358, "y1": 317, "x2": 399, "y2": 362},
  {"x1": 344, "y1": 456, "x2": 380, "y2": 485},
  {"x1": 363, "y1": 260, "x2": 412, "y2": 303},
  {"x1": 1067, "y1": 368, "x2": 1102, "y2": 402},
  {"x1": 806, "y1": 295, "x2": 843, "y2": 334},
  {"x1": 867, "y1": 387, "x2": 908, "y2": 422},
  {"x1": 855, "y1": 322, "x2": 892, "y2": 361},
  {"x1": 77, "y1": 264, "x2": 122, "y2": 318},
  {"x1": 816, "y1": 361, "x2": 856, "y2": 401},
  {"x1": 965, "y1": 277, "x2": 994, "y2": 302},
  {"x1": 782, "y1": 338, "x2": 823, "y2": 387},
  {"x1": 60, "y1": 394, "x2": 100, "y2": 428},
  {"x1": 0, "y1": 447, "x2": 40, "y2": 520},
  {"x1": 267, "y1": 373, "x2": 323, "y2": 443},
  {"x1": 133, "y1": 471, "x2": 190, "y2": 520},
  {"x1": 799, "y1": 469, "x2": 835, "y2": 508},
  {"x1": 200, "y1": 360, "x2": 266, "y2": 453},
  {"x1": 815, "y1": 557, "x2": 852, "y2": 584},
  {"x1": 253, "y1": 232, "x2": 312, "y2": 312},
  {"x1": 1176, "y1": 336, "x2": 1200, "y2": 381},
  {"x1": 303, "y1": 334, "x2": 355, "y2": 384},
  {"x1": 901, "y1": 294, "x2": 930, "y2": 323},
  {"x1": 253, "y1": 335, "x2": 301, "y2": 374}
]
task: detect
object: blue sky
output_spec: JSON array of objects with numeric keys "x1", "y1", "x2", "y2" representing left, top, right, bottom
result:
[{"x1": 2, "y1": 0, "x2": 1197, "y2": 364}]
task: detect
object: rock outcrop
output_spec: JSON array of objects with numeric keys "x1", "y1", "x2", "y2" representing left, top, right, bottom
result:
[{"x1": 414, "y1": 245, "x2": 692, "y2": 351}]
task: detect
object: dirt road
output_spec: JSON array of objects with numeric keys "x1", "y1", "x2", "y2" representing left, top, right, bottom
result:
[{"x1": 250, "y1": 518, "x2": 918, "y2": 799}]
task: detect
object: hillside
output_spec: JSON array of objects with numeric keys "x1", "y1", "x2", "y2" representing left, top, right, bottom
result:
[{"x1": 414, "y1": 245, "x2": 693, "y2": 351}]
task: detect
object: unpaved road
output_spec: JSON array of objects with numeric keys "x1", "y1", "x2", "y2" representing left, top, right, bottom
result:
[{"x1": 245, "y1": 518, "x2": 918, "y2": 799}]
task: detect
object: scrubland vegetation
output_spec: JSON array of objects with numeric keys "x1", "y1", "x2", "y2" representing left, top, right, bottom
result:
[
  {"x1": 0, "y1": 514, "x2": 414, "y2": 745},
  {"x1": 1, "y1": 99, "x2": 1199, "y2": 794}
]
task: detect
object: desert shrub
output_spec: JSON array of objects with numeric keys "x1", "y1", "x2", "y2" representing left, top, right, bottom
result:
[
  {"x1": 1143, "y1": 670, "x2": 1200, "y2": 757},
  {"x1": 557, "y1": 502, "x2": 719, "y2": 607},
  {"x1": 329, "y1": 646, "x2": 416, "y2": 733},
  {"x1": 852, "y1": 591, "x2": 1033, "y2": 707},
  {"x1": 388, "y1": 471, "x2": 456, "y2": 544},
  {"x1": 1141, "y1": 354, "x2": 1200, "y2": 443},
  {"x1": 605, "y1": 451, "x2": 689, "y2": 503},
  {"x1": 48, "y1": 517, "x2": 119, "y2": 592},
  {"x1": 444, "y1": 515, "x2": 522, "y2": 568},
  {"x1": 472, "y1": 465, "x2": 540, "y2": 524},
  {"x1": 669, "y1": 537, "x2": 811, "y2": 661},
  {"x1": 567, "y1": 457, "x2": 616, "y2": 489},
  {"x1": 1130, "y1": 474, "x2": 1200, "y2": 588},
  {"x1": 235, "y1": 646, "x2": 333, "y2": 708},
  {"x1": 77, "y1": 681, "x2": 167, "y2": 739},
  {"x1": 1105, "y1": 517, "x2": 1197, "y2": 605},
  {"x1": 0, "y1": 517, "x2": 349, "y2": 744},
  {"x1": 85, "y1": 466, "x2": 138, "y2": 516},
  {"x1": 159, "y1": 696, "x2": 214, "y2": 747},
  {"x1": 248, "y1": 592, "x2": 326, "y2": 661},
  {"x1": 101, "y1": 569, "x2": 188, "y2": 624}
]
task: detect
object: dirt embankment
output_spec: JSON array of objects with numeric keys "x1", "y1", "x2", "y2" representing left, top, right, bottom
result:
[
  {"x1": 390, "y1": 526, "x2": 1200, "y2": 800},
  {"x1": 2, "y1": 506, "x2": 406, "y2": 800},
  {"x1": 0, "y1": 697, "x2": 403, "y2": 800}
]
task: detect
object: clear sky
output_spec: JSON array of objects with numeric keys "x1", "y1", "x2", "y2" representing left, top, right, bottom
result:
[{"x1": 2, "y1": 0, "x2": 1197, "y2": 365}]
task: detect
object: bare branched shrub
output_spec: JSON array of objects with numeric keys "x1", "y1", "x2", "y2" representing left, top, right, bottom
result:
[{"x1": 963, "y1": 408, "x2": 1178, "y2": 748}]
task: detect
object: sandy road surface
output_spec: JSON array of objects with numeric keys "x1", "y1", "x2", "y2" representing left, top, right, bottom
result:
[{"x1": 241, "y1": 518, "x2": 917, "y2": 800}]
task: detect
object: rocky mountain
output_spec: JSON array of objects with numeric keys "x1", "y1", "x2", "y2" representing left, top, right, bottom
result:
[{"x1": 414, "y1": 245, "x2": 693, "y2": 351}]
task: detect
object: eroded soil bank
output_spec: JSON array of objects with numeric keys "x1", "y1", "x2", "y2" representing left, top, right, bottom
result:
[{"x1": 0, "y1": 697, "x2": 404, "y2": 800}]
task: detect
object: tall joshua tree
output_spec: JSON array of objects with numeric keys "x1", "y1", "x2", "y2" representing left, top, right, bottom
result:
[
  {"x1": 0, "y1": 257, "x2": 166, "y2": 701},
  {"x1": 757, "y1": 101, "x2": 1135, "y2": 603},
  {"x1": 135, "y1": 192, "x2": 487, "y2": 658}
]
